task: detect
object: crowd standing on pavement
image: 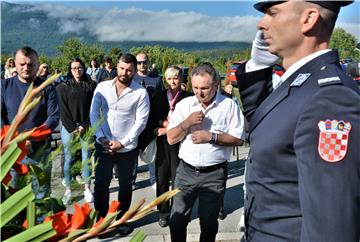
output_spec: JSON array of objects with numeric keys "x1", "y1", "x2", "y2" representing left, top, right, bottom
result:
[{"x1": 1, "y1": 1, "x2": 359, "y2": 241}]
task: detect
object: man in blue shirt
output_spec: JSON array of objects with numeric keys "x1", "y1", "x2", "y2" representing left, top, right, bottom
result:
[{"x1": 1, "y1": 46, "x2": 59, "y2": 198}]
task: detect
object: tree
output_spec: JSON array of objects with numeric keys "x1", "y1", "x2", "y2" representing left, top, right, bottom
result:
[
  {"x1": 330, "y1": 28, "x2": 360, "y2": 61},
  {"x1": 79, "y1": 43, "x2": 105, "y2": 67},
  {"x1": 107, "y1": 47, "x2": 122, "y2": 64}
]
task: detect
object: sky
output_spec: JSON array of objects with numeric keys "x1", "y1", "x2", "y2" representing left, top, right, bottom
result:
[{"x1": 9, "y1": 1, "x2": 360, "y2": 42}]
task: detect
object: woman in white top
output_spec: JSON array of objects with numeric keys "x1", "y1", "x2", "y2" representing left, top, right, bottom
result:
[{"x1": 4, "y1": 57, "x2": 16, "y2": 79}]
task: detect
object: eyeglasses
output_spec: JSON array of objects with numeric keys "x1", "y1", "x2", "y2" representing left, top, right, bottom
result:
[
  {"x1": 137, "y1": 61, "x2": 147, "y2": 65},
  {"x1": 71, "y1": 67, "x2": 83, "y2": 70}
]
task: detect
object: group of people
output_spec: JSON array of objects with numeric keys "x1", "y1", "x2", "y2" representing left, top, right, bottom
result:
[{"x1": 1, "y1": 1, "x2": 359, "y2": 241}]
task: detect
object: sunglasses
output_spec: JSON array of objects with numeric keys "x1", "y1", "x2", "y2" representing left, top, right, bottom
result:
[{"x1": 137, "y1": 61, "x2": 147, "y2": 65}]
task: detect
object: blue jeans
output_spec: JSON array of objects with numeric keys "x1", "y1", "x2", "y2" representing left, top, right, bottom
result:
[
  {"x1": 61, "y1": 126, "x2": 92, "y2": 186},
  {"x1": 10, "y1": 144, "x2": 52, "y2": 199}
]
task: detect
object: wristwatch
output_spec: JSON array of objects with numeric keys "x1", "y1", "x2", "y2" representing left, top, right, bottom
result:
[{"x1": 209, "y1": 132, "x2": 217, "y2": 144}]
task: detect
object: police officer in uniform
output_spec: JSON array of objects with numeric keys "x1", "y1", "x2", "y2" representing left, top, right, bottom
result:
[{"x1": 236, "y1": 1, "x2": 360, "y2": 241}]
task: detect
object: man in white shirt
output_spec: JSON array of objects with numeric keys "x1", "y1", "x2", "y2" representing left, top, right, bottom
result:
[
  {"x1": 90, "y1": 53, "x2": 149, "y2": 235},
  {"x1": 167, "y1": 63, "x2": 244, "y2": 242}
]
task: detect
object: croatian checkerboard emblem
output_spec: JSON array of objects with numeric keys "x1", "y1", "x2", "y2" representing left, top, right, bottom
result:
[{"x1": 318, "y1": 120, "x2": 351, "y2": 162}]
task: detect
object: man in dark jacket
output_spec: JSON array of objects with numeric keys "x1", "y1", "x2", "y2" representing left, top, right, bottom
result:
[{"x1": 236, "y1": 1, "x2": 360, "y2": 241}]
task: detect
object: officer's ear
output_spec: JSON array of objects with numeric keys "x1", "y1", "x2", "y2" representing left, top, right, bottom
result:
[{"x1": 301, "y1": 8, "x2": 320, "y2": 34}]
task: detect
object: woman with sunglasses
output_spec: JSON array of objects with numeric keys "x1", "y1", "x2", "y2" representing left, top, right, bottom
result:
[{"x1": 56, "y1": 58, "x2": 97, "y2": 205}]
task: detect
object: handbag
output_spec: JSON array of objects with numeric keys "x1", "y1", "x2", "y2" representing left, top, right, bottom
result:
[{"x1": 139, "y1": 137, "x2": 157, "y2": 164}]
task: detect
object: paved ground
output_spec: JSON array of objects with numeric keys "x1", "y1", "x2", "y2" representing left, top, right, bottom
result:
[{"x1": 51, "y1": 145, "x2": 249, "y2": 242}]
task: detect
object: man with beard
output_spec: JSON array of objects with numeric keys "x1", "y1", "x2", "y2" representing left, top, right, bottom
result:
[{"x1": 90, "y1": 53, "x2": 150, "y2": 236}]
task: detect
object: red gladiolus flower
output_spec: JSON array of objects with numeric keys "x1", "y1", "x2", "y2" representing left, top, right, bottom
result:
[
  {"x1": 70, "y1": 203, "x2": 92, "y2": 230},
  {"x1": 45, "y1": 211, "x2": 71, "y2": 236},
  {"x1": 108, "y1": 200, "x2": 121, "y2": 213},
  {"x1": 29, "y1": 124, "x2": 51, "y2": 141},
  {"x1": 93, "y1": 217, "x2": 104, "y2": 228}
]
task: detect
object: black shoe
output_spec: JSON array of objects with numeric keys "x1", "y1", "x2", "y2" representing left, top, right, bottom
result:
[
  {"x1": 158, "y1": 217, "x2": 169, "y2": 227},
  {"x1": 97, "y1": 229, "x2": 118, "y2": 239},
  {"x1": 117, "y1": 224, "x2": 133, "y2": 236},
  {"x1": 97, "y1": 225, "x2": 133, "y2": 239}
]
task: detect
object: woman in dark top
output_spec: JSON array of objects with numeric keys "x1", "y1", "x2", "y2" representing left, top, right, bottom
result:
[
  {"x1": 153, "y1": 66, "x2": 191, "y2": 227},
  {"x1": 56, "y1": 58, "x2": 96, "y2": 205}
]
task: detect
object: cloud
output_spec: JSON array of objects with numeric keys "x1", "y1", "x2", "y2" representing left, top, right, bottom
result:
[
  {"x1": 27, "y1": 4, "x2": 260, "y2": 42},
  {"x1": 24, "y1": 3, "x2": 360, "y2": 42}
]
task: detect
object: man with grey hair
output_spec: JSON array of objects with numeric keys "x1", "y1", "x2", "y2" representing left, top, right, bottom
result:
[
  {"x1": 236, "y1": 1, "x2": 360, "y2": 241},
  {"x1": 167, "y1": 63, "x2": 244, "y2": 242}
]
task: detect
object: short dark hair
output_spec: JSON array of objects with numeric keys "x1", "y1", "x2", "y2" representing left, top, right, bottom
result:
[
  {"x1": 90, "y1": 58, "x2": 98, "y2": 67},
  {"x1": 103, "y1": 56, "x2": 112, "y2": 63},
  {"x1": 118, "y1": 53, "x2": 137, "y2": 67},
  {"x1": 191, "y1": 62, "x2": 218, "y2": 84},
  {"x1": 16, "y1": 46, "x2": 38, "y2": 58}
]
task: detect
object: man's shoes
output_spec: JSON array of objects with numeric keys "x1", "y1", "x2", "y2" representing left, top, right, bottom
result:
[
  {"x1": 97, "y1": 225, "x2": 133, "y2": 239},
  {"x1": 62, "y1": 190, "x2": 72, "y2": 205},
  {"x1": 84, "y1": 189, "x2": 94, "y2": 203},
  {"x1": 117, "y1": 224, "x2": 133, "y2": 236},
  {"x1": 151, "y1": 183, "x2": 157, "y2": 190},
  {"x1": 158, "y1": 217, "x2": 169, "y2": 227}
]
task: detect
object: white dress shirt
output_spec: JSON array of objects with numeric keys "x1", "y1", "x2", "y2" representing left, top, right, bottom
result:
[
  {"x1": 90, "y1": 78, "x2": 150, "y2": 152},
  {"x1": 168, "y1": 93, "x2": 245, "y2": 167}
]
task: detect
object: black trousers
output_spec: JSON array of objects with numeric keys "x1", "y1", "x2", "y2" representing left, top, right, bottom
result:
[
  {"x1": 169, "y1": 160, "x2": 227, "y2": 242},
  {"x1": 155, "y1": 136, "x2": 180, "y2": 218},
  {"x1": 94, "y1": 142, "x2": 138, "y2": 219}
]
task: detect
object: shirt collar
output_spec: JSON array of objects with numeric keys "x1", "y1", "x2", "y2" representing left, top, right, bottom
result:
[
  {"x1": 190, "y1": 91, "x2": 220, "y2": 109},
  {"x1": 281, "y1": 49, "x2": 331, "y2": 82}
]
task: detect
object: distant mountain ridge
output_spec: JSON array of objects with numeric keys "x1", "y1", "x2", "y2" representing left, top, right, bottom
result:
[{"x1": 1, "y1": 1, "x2": 250, "y2": 56}]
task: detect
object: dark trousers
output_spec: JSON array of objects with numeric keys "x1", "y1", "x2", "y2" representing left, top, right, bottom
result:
[
  {"x1": 155, "y1": 136, "x2": 180, "y2": 218},
  {"x1": 169, "y1": 160, "x2": 227, "y2": 242},
  {"x1": 94, "y1": 142, "x2": 138, "y2": 219}
]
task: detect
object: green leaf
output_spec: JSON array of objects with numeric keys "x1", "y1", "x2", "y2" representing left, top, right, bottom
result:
[
  {"x1": 65, "y1": 228, "x2": 89, "y2": 241},
  {"x1": 129, "y1": 229, "x2": 146, "y2": 242},
  {"x1": 26, "y1": 202, "x2": 36, "y2": 228},
  {"x1": 1, "y1": 184, "x2": 34, "y2": 228},
  {"x1": 29, "y1": 164, "x2": 47, "y2": 186},
  {"x1": 84, "y1": 209, "x2": 97, "y2": 229},
  {"x1": 0, "y1": 142, "x2": 21, "y2": 182},
  {"x1": 3, "y1": 221, "x2": 56, "y2": 242}
]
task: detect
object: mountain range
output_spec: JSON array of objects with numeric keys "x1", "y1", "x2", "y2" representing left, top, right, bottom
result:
[{"x1": 1, "y1": 1, "x2": 250, "y2": 57}]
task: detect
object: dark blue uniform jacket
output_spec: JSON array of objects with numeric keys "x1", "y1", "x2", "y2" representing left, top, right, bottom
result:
[{"x1": 236, "y1": 50, "x2": 360, "y2": 242}]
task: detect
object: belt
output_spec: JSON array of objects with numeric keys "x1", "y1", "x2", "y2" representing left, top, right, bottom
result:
[{"x1": 181, "y1": 159, "x2": 227, "y2": 173}]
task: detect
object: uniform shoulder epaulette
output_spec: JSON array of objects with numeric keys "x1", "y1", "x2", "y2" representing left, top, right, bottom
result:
[{"x1": 317, "y1": 65, "x2": 343, "y2": 87}]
